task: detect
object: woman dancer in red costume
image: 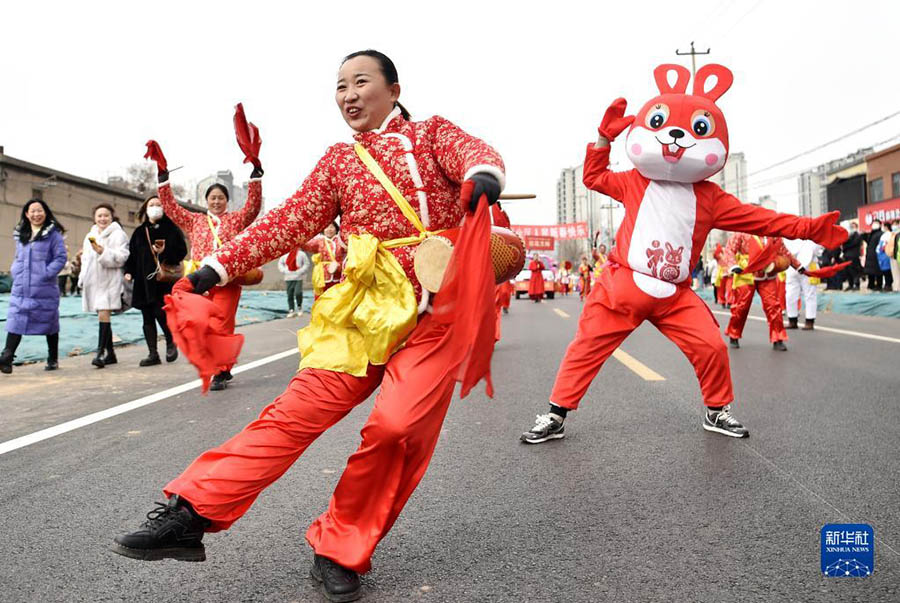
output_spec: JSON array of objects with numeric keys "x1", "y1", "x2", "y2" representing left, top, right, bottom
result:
[
  {"x1": 154, "y1": 111, "x2": 263, "y2": 391},
  {"x1": 112, "y1": 50, "x2": 504, "y2": 603}
]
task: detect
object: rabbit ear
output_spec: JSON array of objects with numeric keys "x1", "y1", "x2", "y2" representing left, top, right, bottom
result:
[
  {"x1": 665, "y1": 242, "x2": 674, "y2": 251},
  {"x1": 693, "y1": 64, "x2": 733, "y2": 102},
  {"x1": 654, "y1": 64, "x2": 691, "y2": 94}
]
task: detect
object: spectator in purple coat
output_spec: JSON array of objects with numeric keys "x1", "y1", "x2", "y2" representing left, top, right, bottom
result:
[{"x1": 0, "y1": 199, "x2": 68, "y2": 373}]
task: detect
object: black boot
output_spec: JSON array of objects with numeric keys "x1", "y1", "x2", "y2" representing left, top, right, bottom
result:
[
  {"x1": 729, "y1": 337, "x2": 740, "y2": 349},
  {"x1": 785, "y1": 316, "x2": 798, "y2": 329},
  {"x1": 102, "y1": 324, "x2": 118, "y2": 365},
  {"x1": 139, "y1": 325, "x2": 161, "y2": 367},
  {"x1": 112, "y1": 495, "x2": 210, "y2": 562},
  {"x1": 92, "y1": 323, "x2": 108, "y2": 368},
  {"x1": 45, "y1": 333, "x2": 59, "y2": 371},
  {"x1": 165, "y1": 337, "x2": 178, "y2": 363},
  {"x1": 0, "y1": 349, "x2": 13, "y2": 374},
  {"x1": 802, "y1": 318, "x2": 815, "y2": 331},
  {"x1": 310, "y1": 554, "x2": 362, "y2": 602}
]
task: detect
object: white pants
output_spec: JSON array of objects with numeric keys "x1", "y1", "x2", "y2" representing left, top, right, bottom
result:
[{"x1": 785, "y1": 269, "x2": 817, "y2": 320}]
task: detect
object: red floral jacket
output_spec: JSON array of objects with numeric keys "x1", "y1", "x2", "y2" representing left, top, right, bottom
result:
[
  {"x1": 159, "y1": 179, "x2": 262, "y2": 261},
  {"x1": 204, "y1": 109, "x2": 505, "y2": 298},
  {"x1": 302, "y1": 234, "x2": 347, "y2": 285}
]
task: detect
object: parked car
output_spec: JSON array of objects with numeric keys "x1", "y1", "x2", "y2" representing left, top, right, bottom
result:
[{"x1": 514, "y1": 267, "x2": 557, "y2": 299}]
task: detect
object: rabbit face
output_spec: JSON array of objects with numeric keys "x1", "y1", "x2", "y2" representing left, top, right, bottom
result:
[{"x1": 625, "y1": 64, "x2": 732, "y2": 183}]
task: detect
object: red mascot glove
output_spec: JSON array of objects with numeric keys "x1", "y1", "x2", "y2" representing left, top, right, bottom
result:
[
  {"x1": 598, "y1": 98, "x2": 635, "y2": 142},
  {"x1": 806, "y1": 211, "x2": 848, "y2": 250},
  {"x1": 144, "y1": 140, "x2": 168, "y2": 180},
  {"x1": 234, "y1": 103, "x2": 263, "y2": 178}
]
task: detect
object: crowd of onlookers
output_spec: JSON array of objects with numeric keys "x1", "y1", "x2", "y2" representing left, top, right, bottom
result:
[{"x1": 1, "y1": 195, "x2": 314, "y2": 375}]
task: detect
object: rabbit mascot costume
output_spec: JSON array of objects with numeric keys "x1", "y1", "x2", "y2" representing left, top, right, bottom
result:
[{"x1": 520, "y1": 63, "x2": 847, "y2": 443}]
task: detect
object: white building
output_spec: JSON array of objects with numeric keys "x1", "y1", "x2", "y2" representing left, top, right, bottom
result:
[
  {"x1": 797, "y1": 148, "x2": 872, "y2": 217},
  {"x1": 710, "y1": 151, "x2": 748, "y2": 201},
  {"x1": 557, "y1": 164, "x2": 624, "y2": 251}
]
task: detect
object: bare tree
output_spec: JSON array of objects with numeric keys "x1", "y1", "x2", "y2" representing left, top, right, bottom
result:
[{"x1": 124, "y1": 163, "x2": 187, "y2": 199}]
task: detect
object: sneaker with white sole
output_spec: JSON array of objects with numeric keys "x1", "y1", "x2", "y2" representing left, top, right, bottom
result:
[
  {"x1": 703, "y1": 405, "x2": 749, "y2": 438},
  {"x1": 520, "y1": 414, "x2": 565, "y2": 444}
]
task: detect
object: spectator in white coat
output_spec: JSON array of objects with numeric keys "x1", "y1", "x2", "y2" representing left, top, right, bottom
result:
[
  {"x1": 784, "y1": 238, "x2": 823, "y2": 330},
  {"x1": 79, "y1": 203, "x2": 130, "y2": 368},
  {"x1": 278, "y1": 248, "x2": 311, "y2": 317}
]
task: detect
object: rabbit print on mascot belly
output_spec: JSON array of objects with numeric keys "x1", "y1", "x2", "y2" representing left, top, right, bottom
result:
[{"x1": 622, "y1": 63, "x2": 732, "y2": 296}]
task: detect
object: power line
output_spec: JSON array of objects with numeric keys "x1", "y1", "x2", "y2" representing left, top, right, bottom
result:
[{"x1": 747, "y1": 110, "x2": 900, "y2": 177}]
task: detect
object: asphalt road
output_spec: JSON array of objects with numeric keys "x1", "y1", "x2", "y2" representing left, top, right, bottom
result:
[{"x1": 1, "y1": 292, "x2": 898, "y2": 602}]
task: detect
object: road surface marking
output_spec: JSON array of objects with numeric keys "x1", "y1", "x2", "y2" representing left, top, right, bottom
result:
[
  {"x1": 0, "y1": 348, "x2": 298, "y2": 457},
  {"x1": 711, "y1": 311, "x2": 900, "y2": 344},
  {"x1": 612, "y1": 349, "x2": 666, "y2": 381},
  {"x1": 551, "y1": 304, "x2": 664, "y2": 380}
]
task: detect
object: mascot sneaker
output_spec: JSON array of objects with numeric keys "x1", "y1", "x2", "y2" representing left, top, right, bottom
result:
[
  {"x1": 703, "y1": 405, "x2": 749, "y2": 438},
  {"x1": 520, "y1": 414, "x2": 565, "y2": 444}
]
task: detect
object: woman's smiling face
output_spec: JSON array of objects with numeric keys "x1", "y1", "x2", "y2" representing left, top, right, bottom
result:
[{"x1": 335, "y1": 55, "x2": 400, "y2": 133}]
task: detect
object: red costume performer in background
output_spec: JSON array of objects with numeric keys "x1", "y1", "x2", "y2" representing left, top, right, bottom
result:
[
  {"x1": 528, "y1": 256, "x2": 545, "y2": 302},
  {"x1": 524, "y1": 63, "x2": 845, "y2": 442},
  {"x1": 723, "y1": 233, "x2": 799, "y2": 346},
  {"x1": 157, "y1": 145, "x2": 262, "y2": 383},
  {"x1": 578, "y1": 259, "x2": 592, "y2": 300},
  {"x1": 159, "y1": 107, "x2": 505, "y2": 574},
  {"x1": 301, "y1": 230, "x2": 347, "y2": 298}
]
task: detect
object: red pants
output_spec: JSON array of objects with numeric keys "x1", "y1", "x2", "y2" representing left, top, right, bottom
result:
[
  {"x1": 725, "y1": 279, "x2": 788, "y2": 343},
  {"x1": 550, "y1": 267, "x2": 732, "y2": 409},
  {"x1": 163, "y1": 314, "x2": 457, "y2": 574},
  {"x1": 715, "y1": 279, "x2": 727, "y2": 305},
  {"x1": 207, "y1": 282, "x2": 242, "y2": 371}
]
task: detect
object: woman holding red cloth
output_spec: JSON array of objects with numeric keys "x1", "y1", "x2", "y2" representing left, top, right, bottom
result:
[
  {"x1": 113, "y1": 50, "x2": 505, "y2": 602},
  {"x1": 155, "y1": 120, "x2": 263, "y2": 391},
  {"x1": 528, "y1": 252, "x2": 546, "y2": 302},
  {"x1": 302, "y1": 221, "x2": 346, "y2": 298},
  {"x1": 577, "y1": 255, "x2": 592, "y2": 300}
]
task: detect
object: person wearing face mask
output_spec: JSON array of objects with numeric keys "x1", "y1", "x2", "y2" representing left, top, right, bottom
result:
[
  {"x1": 79, "y1": 204, "x2": 130, "y2": 368},
  {"x1": 124, "y1": 195, "x2": 188, "y2": 366},
  {"x1": 114, "y1": 49, "x2": 504, "y2": 602},
  {"x1": 864, "y1": 220, "x2": 884, "y2": 291},
  {"x1": 0, "y1": 200, "x2": 67, "y2": 373},
  {"x1": 155, "y1": 135, "x2": 263, "y2": 390}
]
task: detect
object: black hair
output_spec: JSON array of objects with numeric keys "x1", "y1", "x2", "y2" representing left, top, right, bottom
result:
[
  {"x1": 205, "y1": 183, "x2": 230, "y2": 202},
  {"x1": 17, "y1": 199, "x2": 66, "y2": 243},
  {"x1": 341, "y1": 49, "x2": 410, "y2": 120},
  {"x1": 327, "y1": 220, "x2": 339, "y2": 233},
  {"x1": 92, "y1": 202, "x2": 121, "y2": 224},
  {"x1": 138, "y1": 194, "x2": 161, "y2": 223}
]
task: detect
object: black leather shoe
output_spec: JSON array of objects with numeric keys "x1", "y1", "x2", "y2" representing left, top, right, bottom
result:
[
  {"x1": 139, "y1": 353, "x2": 162, "y2": 367},
  {"x1": 785, "y1": 317, "x2": 798, "y2": 329},
  {"x1": 729, "y1": 338, "x2": 740, "y2": 349},
  {"x1": 773, "y1": 341, "x2": 788, "y2": 351},
  {"x1": 209, "y1": 373, "x2": 227, "y2": 391},
  {"x1": 45, "y1": 360, "x2": 59, "y2": 371},
  {"x1": 112, "y1": 495, "x2": 210, "y2": 562},
  {"x1": 310, "y1": 555, "x2": 361, "y2": 602}
]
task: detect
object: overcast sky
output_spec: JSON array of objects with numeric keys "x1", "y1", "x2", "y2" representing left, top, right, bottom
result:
[{"x1": 2, "y1": 0, "x2": 898, "y2": 224}]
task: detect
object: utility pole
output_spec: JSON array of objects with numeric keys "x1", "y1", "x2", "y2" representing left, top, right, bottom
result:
[{"x1": 675, "y1": 41, "x2": 710, "y2": 77}]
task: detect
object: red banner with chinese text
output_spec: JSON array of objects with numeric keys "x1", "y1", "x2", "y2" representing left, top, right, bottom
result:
[{"x1": 524, "y1": 236, "x2": 555, "y2": 250}]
